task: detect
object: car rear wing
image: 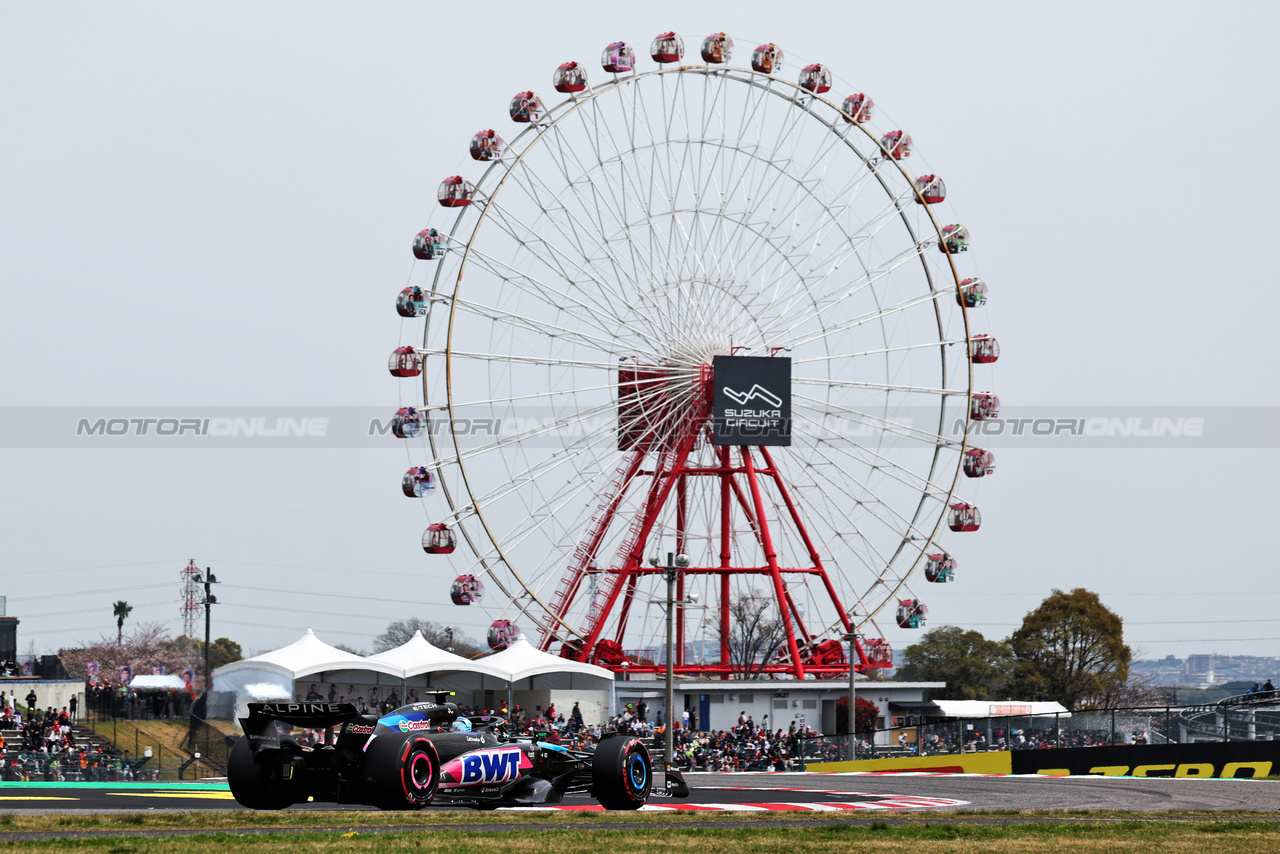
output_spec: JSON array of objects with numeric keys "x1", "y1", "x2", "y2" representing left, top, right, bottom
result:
[{"x1": 240, "y1": 702, "x2": 363, "y2": 750}]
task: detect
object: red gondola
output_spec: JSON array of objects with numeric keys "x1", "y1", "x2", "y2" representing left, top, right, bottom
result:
[
  {"x1": 412, "y1": 228, "x2": 443, "y2": 260},
  {"x1": 948, "y1": 502, "x2": 981, "y2": 532},
  {"x1": 798, "y1": 63, "x2": 832, "y2": 94},
  {"x1": 841, "y1": 93, "x2": 873, "y2": 123},
  {"x1": 862, "y1": 638, "x2": 893, "y2": 668},
  {"x1": 963, "y1": 447, "x2": 996, "y2": 478},
  {"x1": 437, "y1": 176, "x2": 474, "y2": 208},
  {"x1": 469, "y1": 129, "x2": 505, "y2": 162},
  {"x1": 553, "y1": 61, "x2": 588, "y2": 93},
  {"x1": 957, "y1": 277, "x2": 988, "y2": 308},
  {"x1": 423, "y1": 522, "x2": 456, "y2": 554},
  {"x1": 402, "y1": 466, "x2": 436, "y2": 497},
  {"x1": 392, "y1": 406, "x2": 424, "y2": 439},
  {"x1": 487, "y1": 619, "x2": 520, "y2": 651},
  {"x1": 396, "y1": 286, "x2": 428, "y2": 318},
  {"x1": 509, "y1": 91, "x2": 545, "y2": 123},
  {"x1": 651, "y1": 32, "x2": 684, "y2": 63},
  {"x1": 896, "y1": 599, "x2": 928, "y2": 629},
  {"x1": 388, "y1": 346, "x2": 423, "y2": 378},
  {"x1": 970, "y1": 392, "x2": 1000, "y2": 421},
  {"x1": 914, "y1": 174, "x2": 946, "y2": 205},
  {"x1": 880, "y1": 130, "x2": 912, "y2": 160},
  {"x1": 700, "y1": 32, "x2": 733, "y2": 64},
  {"x1": 450, "y1": 574, "x2": 484, "y2": 606},
  {"x1": 924, "y1": 552, "x2": 956, "y2": 583},
  {"x1": 751, "y1": 43, "x2": 783, "y2": 74},
  {"x1": 940, "y1": 224, "x2": 969, "y2": 254},
  {"x1": 601, "y1": 41, "x2": 635, "y2": 73},
  {"x1": 969, "y1": 334, "x2": 999, "y2": 364}
]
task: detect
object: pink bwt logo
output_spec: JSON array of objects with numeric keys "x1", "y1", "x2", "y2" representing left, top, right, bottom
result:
[{"x1": 458, "y1": 749, "x2": 523, "y2": 785}]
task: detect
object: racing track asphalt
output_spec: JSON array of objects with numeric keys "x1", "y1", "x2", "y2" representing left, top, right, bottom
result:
[{"x1": 0, "y1": 771, "x2": 1277, "y2": 814}]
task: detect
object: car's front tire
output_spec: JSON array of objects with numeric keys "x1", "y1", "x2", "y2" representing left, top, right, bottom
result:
[{"x1": 591, "y1": 735, "x2": 650, "y2": 810}]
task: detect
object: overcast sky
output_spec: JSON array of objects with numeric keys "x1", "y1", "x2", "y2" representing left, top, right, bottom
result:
[{"x1": 3, "y1": 2, "x2": 1278, "y2": 669}]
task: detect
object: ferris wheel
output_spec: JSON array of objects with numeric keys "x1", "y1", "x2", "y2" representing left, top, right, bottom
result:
[{"x1": 388, "y1": 32, "x2": 999, "y2": 678}]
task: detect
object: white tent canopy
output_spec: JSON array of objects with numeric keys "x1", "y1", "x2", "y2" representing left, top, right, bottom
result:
[
  {"x1": 481, "y1": 635, "x2": 614, "y2": 682},
  {"x1": 216, "y1": 628, "x2": 402, "y2": 682},
  {"x1": 364, "y1": 631, "x2": 507, "y2": 680},
  {"x1": 127, "y1": 674, "x2": 187, "y2": 691},
  {"x1": 214, "y1": 628, "x2": 402, "y2": 702},
  {"x1": 212, "y1": 630, "x2": 617, "y2": 720},
  {"x1": 930, "y1": 700, "x2": 1070, "y2": 719}
]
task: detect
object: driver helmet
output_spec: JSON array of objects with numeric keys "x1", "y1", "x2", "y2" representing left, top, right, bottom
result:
[{"x1": 451, "y1": 717, "x2": 472, "y2": 732}]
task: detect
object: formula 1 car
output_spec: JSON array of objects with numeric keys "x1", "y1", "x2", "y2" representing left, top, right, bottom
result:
[{"x1": 228, "y1": 696, "x2": 689, "y2": 811}]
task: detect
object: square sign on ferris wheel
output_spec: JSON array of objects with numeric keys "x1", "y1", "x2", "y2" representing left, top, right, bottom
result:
[{"x1": 712, "y1": 355, "x2": 792, "y2": 446}]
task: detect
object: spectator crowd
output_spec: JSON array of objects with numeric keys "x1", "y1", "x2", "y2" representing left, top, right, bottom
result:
[{"x1": 0, "y1": 687, "x2": 137, "y2": 782}]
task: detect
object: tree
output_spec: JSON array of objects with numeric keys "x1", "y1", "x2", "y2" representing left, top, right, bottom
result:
[
  {"x1": 171, "y1": 636, "x2": 244, "y2": 671},
  {"x1": 112, "y1": 600, "x2": 133, "y2": 645},
  {"x1": 373, "y1": 618, "x2": 481, "y2": 656},
  {"x1": 894, "y1": 626, "x2": 1014, "y2": 700},
  {"x1": 835, "y1": 696, "x2": 880, "y2": 734},
  {"x1": 1008, "y1": 588, "x2": 1132, "y2": 711},
  {"x1": 61, "y1": 623, "x2": 202, "y2": 683},
  {"x1": 332, "y1": 643, "x2": 369, "y2": 657},
  {"x1": 704, "y1": 589, "x2": 790, "y2": 679}
]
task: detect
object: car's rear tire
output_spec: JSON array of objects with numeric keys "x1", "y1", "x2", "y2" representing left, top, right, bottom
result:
[
  {"x1": 591, "y1": 735, "x2": 650, "y2": 810},
  {"x1": 362, "y1": 734, "x2": 440, "y2": 811},
  {"x1": 227, "y1": 736, "x2": 297, "y2": 810}
]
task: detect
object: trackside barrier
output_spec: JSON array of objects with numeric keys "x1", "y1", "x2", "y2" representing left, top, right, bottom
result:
[{"x1": 809, "y1": 740, "x2": 1280, "y2": 778}]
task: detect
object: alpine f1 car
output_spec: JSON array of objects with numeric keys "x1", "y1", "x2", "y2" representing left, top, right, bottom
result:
[{"x1": 228, "y1": 696, "x2": 689, "y2": 810}]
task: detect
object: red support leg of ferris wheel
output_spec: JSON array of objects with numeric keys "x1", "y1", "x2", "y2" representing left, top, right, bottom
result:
[{"x1": 536, "y1": 361, "x2": 886, "y2": 679}]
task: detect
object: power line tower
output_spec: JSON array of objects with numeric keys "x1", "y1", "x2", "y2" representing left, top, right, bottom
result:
[{"x1": 180, "y1": 559, "x2": 202, "y2": 638}]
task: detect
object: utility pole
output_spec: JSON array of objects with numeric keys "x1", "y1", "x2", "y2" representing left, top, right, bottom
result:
[
  {"x1": 200, "y1": 568, "x2": 219, "y2": 691},
  {"x1": 649, "y1": 551, "x2": 690, "y2": 767}
]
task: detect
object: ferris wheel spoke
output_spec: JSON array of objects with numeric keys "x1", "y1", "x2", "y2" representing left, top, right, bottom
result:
[
  {"x1": 437, "y1": 377, "x2": 636, "y2": 411},
  {"x1": 463, "y1": 433, "x2": 617, "y2": 523},
  {"x1": 785, "y1": 289, "x2": 955, "y2": 356},
  {"x1": 790, "y1": 447, "x2": 931, "y2": 560},
  {"x1": 633, "y1": 81, "x2": 681, "y2": 270},
  {"x1": 443, "y1": 293, "x2": 642, "y2": 356},
  {"x1": 844, "y1": 339, "x2": 966, "y2": 359},
  {"x1": 497, "y1": 159, "x2": 643, "y2": 300},
  {"x1": 794, "y1": 377, "x2": 955, "y2": 398},
  {"x1": 458, "y1": 243, "x2": 639, "y2": 345},
  {"x1": 504, "y1": 152, "x2": 695, "y2": 344},
  {"x1": 790, "y1": 422, "x2": 958, "y2": 501},
  {"x1": 426, "y1": 349, "x2": 623, "y2": 371},
  {"x1": 757, "y1": 198, "x2": 919, "y2": 333},
  {"x1": 791, "y1": 392, "x2": 959, "y2": 447},
  {"x1": 464, "y1": 206, "x2": 650, "y2": 339},
  {"x1": 438, "y1": 398, "x2": 620, "y2": 466},
  {"x1": 764, "y1": 231, "x2": 937, "y2": 341},
  {"x1": 525, "y1": 126, "x2": 646, "y2": 287}
]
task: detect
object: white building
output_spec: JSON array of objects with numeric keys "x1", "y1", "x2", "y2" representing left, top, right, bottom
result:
[{"x1": 615, "y1": 677, "x2": 944, "y2": 741}]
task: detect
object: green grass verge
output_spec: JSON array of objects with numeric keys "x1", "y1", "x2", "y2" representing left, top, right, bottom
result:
[{"x1": 4, "y1": 817, "x2": 1280, "y2": 853}]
